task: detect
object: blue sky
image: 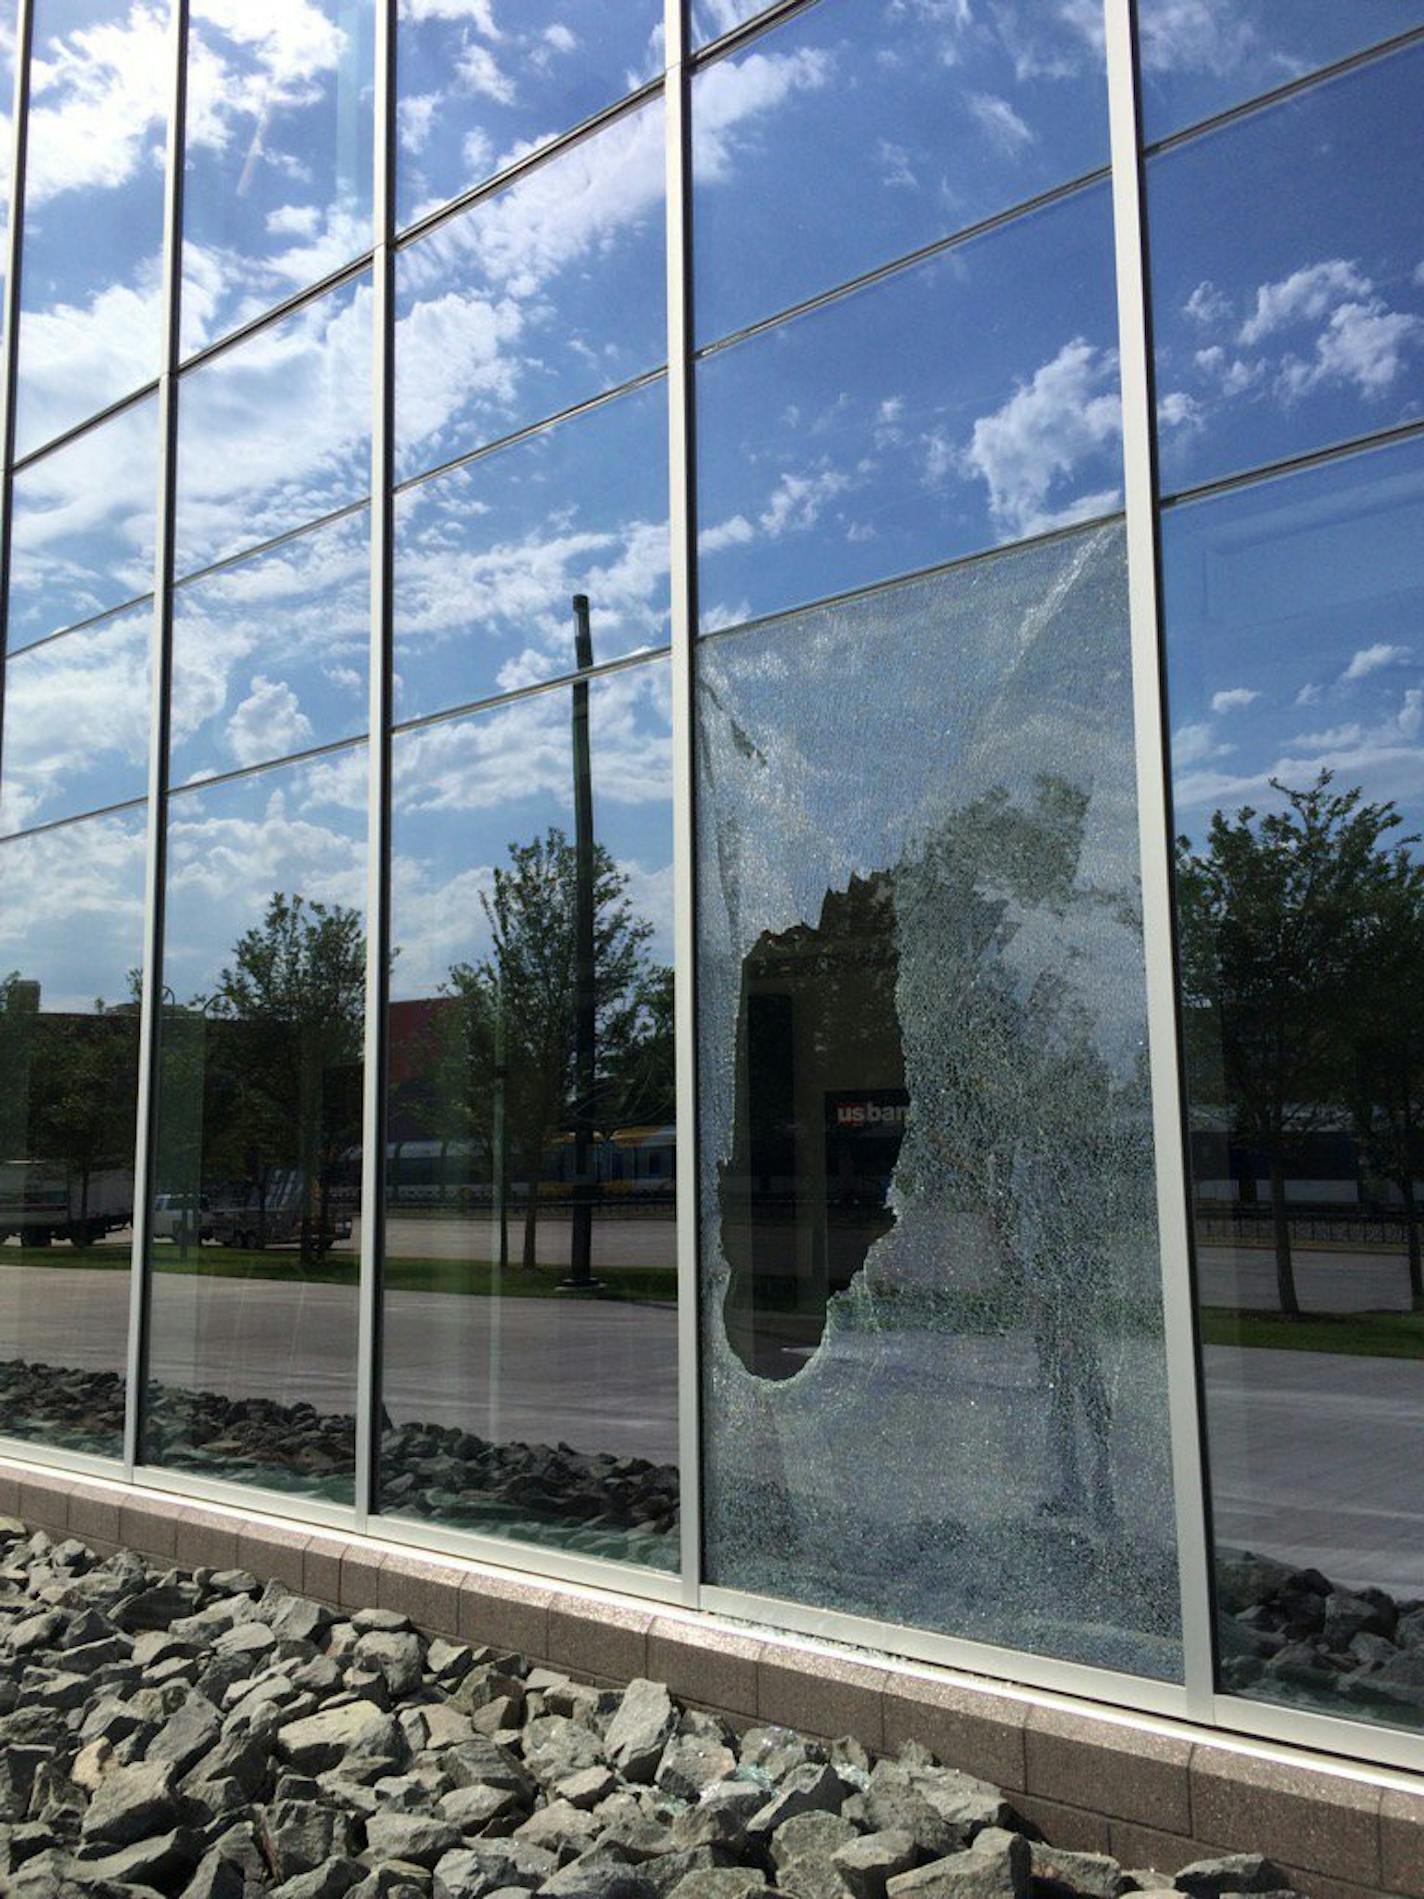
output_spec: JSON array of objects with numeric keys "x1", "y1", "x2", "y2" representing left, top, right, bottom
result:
[{"x1": 1165, "y1": 433, "x2": 1424, "y2": 853}]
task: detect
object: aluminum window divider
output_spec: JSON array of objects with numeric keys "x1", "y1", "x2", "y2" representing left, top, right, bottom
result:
[
  {"x1": 356, "y1": 0, "x2": 396, "y2": 1533},
  {"x1": 0, "y1": 0, "x2": 32, "y2": 707},
  {"x1": 665, "y1": 0, "x2": 702, "y2": 1609},
  {"x1": 124, "y1": 0, "x2": 189, "y2": 1481},
  {"x1": 1104, "y1": 0, "x2": 1215, "y2": 1723}
]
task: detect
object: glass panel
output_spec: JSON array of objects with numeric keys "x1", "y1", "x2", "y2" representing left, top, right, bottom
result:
[
  {"x1": 1138, "y1": 0, "x2": 1424, "y2": 143},
  {"x1": 145, "y1": 748, "x2": 367, "y2": 1500},
  {"x1": 0, "y1": 604, "x2": 152, "y2": 835},
  {"x1": 395, "y1": 97, "x2": 665, "y2": 485},
  {"x1": 182, "y1": 0, "x2": 375, "y2": 358},
  {"x1": 16, "y1": 0, "x2": 171, "y2": 456},
  {"x1": 697, "y1": 521, "x2": 1182, "y2": 1677},
  {"x1": 1166, "y1": 433, "x2": 1424, "y2": 1732},
  {"x1": 1148, "y1": 45, "x2": 1424, "y2": 499},
  {"x1": 396, "y1": 0, "x2": 663, "y2": 233},
  {"x1": 8, "y1": 396, "x2": 158, "y2": 654},
  {"x1": 0, "y1": 0, "x2": 18, "y2": 320},
  {"x1": 175, "y1": 271, "x2": 372, "y2": 579},
  {"x1": 381, "y1": 661, "x2": 678, "y2": 1569},
  {"x1": 697, "y1": 182, "x2": 1121, "y2": 631},
  {"x1": 394, "y1": 380, "x2": 669, "y2": 725},
  {"x1": 0, "y1": 808, "x2": 146, "y2": 1460},
  {"x1": 691, "y1": 0, "x2": 770, "y2": 50},
  {"x1": 693, "y1": 0, "x2": 1109, "y2": 344},
  {"x1": 171, "y1": 508, "x2": 369, "y2": 785}
]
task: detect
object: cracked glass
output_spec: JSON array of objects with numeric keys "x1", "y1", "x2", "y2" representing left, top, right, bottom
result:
[{"x1": 696, "y1": 522, "x2": 1183, "y2": 1679}]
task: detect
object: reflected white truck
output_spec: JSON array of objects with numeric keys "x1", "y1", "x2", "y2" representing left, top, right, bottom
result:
[{"x1": 0, "y1": 1159, "x2": 133, "y2": 1247}]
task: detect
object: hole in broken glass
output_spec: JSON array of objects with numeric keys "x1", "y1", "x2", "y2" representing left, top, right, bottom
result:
[{"x1": 720, "y1": 872, "x2": 907, "y2": 1379}]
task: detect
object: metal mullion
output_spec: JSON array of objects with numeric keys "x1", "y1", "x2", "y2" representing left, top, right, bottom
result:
[
  {"x1": 355, "y1": 0, "x2": 395, "y2": 1532},
  {"x1": 665, "y1": 0, "x2": 701, "y2": 1608},
  {"x1": 0, "y1": 0, "x2": 34, "y2": 686},
  {"x1": 124, "y1": 0, "x2": 188, "y2": 1479},
  {"x1": 1104, "y1": 0, "x2": 1214, "y2": 1721}
]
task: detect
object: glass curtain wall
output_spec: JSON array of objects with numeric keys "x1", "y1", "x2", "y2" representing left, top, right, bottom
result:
[
  {"x1": 692, "y1": 0, "x2": 1181, "y2": 1680},
  {"x1": 1147, "y1": 23, "x2": 1424, "y2": 1732},
  {"x1": 0, "y1": 0, "x2": 1421, "y2": 1766}
]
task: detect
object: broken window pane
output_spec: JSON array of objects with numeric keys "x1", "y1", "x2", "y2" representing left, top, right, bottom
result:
[{"x1": 696, "y1": 520, "x2": 1184, "y2": 1679}]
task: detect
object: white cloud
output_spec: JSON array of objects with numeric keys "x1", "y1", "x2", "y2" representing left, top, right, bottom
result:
[
  {"x1": 225, "y1": 675, "x2": 317, "y2": 768},
  {"x1": 398, "y1": 92, "x2": 439, "y2": 155},
  {"x1": 1342, "y1": 643, "x2": 1411, "y2": 683},
  {"x1": 1210, "y1": 688, "x2": 1259, "y2": 714},
  {"x1": 1280, "y1": 299, "x2": 1423, "y2": 400},
  {"x1": 961, "y1": 338, "x2": 1122, "y2": 539},
  {"x1": 966, "y1": 92, "x2": 1034, "y2": 156},
  {"x1": 1238, "y1": 259, "x2": 1373, "y2": 346},
  {"x1": 758, "y1": 469, "x2": 852, "y2": 539},
  {"x1": 455, "y1": 41, "x2": 515, "y2": 105},
  {"x1": 1157, "y1": 390, "x2": 1202, "y2": 429},
  {"x1": 1184, "y1": 280, "x2": 1230, "y2": 327},
  {"x1": 692, "y1": 47, "x2": 834, "y2": 184},
  {"x1": 698, "y1": 514, "x2": 755, "y2": 556},
  {"x1": 1172, "y1": 722, "x2": 1231, "y2": 768}
]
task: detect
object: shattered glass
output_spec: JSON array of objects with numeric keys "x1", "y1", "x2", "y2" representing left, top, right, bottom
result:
[{"x1": 696, "y1": 521, "x2": 1184, "y2": 1680}]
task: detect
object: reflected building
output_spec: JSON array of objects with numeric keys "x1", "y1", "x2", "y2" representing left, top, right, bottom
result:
[{"x1": 0, "y1": 0, "x2": 1421, "y2": 1799}]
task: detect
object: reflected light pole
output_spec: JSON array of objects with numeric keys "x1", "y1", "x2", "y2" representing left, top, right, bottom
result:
[{"x1": 562, "y1": 593, "x2": 602, "y2": 1293}]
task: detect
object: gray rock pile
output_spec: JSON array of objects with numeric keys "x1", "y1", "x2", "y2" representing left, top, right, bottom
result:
[
  {"x1": 0, "y1": 1520, "x2": 1306, "y2": 1899},
  {"x1": 1217, "y1": 1547, "x2": 1424, "y2": 1718},
  {"x1": 0, "y1": 1362, "x2": 679, "y2": 1566}
]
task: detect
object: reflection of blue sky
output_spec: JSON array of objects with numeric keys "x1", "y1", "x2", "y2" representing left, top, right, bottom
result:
[
  {"x1": 394, "y1": 96, "x2": 665, "y2": 485},
  {"x1": 390, "y1": 659, "x2": 673, "y2": 1000},
  {"x1": 170, "y1": 509, "x2": 369, "y2": 785},
  {"x1": 16, "y1": 0, "x2": 170, "y2": 456},
  {"x1": 162, "y1": 745, "x2": 367, "y2": 1000},
  {"x1": 0, "y1": 809, "x2": 147, "y2": 1013},
  {"x1": 8, "y1": 395, "x2": 157, "y2": 651},
  {"x1": 697, "y1": 182, "x2": 1120, "y2": 631},
  {"x1": 396, "y1": 0, "x2": 662, "y2": 232},
  {"x1": 394, "y1": 379, "x2": 669, "y2": 724},
  {"x1": 1137, "y1": 0, "x2": 1424, "y2": 143},
  {"x1": 1165, "y1": 435, "x2": 1424, "y2": 850},
  {"x1": 1149, "y1": 45, "x2": 1424, "y2": 498},
  {"x1": 690, "y1": 0, "x2": 770, "y2": 50},
  {"x1": 0, "y1": 603, "x2": 151, "y2": 836},
  {"x1": 175, "y1": 271, "x2": 371, "y2": 577},
  {"x1": 693, "y1": 0, "x2": 1108, "y2": 345},
  {"x1": 181, "y1": 0, "x2": 374, "y2": 357}
]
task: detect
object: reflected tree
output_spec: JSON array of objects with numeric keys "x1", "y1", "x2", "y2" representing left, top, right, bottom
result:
[
  {"x1": 1175, "y1": 772, "x2": 1421, "y2": 1316},
  {"x1": 441, "y1": 827, "x2": 663, "y2": 1269},
  {"x1": 204, "y1": 893, "x2": 365, "y2": 1263}
]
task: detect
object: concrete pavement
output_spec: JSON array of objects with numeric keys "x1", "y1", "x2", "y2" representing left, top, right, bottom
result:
[{"x1": 0, "y1": 1258, "x2": 1420, "y2": 1599}]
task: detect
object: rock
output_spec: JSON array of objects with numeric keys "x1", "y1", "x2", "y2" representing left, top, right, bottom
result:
[
  {"x1": 356, "y1": 1632, "x2": 425, "y2": 1700},
  {"x1": 1027, "y1": 1844, "x2": 1128, "y2": 1899},
  {"x1": 832, "y1": 1832, "x2": 919, "y2": 1899},
  {"x1": 513, "y1": 1799, "x2": 603, "y2": 1860},
  {"x1": 748, "y1": 1766, "x2": 846, "y2": 1839},
  {"x1": 73, "y1": 1738, "x2": 118, "y2": 1795},
  {"x1": 433, "y1": 1845, "x2": 531, "y2": 1899},
  {"x1": 557, "y1": 1767, "x2": 619, "y2": 1811},
  {"x1": 182, "y1": 1845, "x2": 248, "y2": 1899},
  {"x1": 606, "y1": 1684, "x2": 678, "y2": 1785},
  {"x1": 539, "y1": 1850, "x2": 658, "y2": 1899},
  {"x1": 780, "y1": 1858, "x2": 850, "y2": 1899},
  {"x1": 665, "y1": 1876, "x2": 766, "y2": 1899},
  {"x1": 149, "y1": 1695, "x2": 224, "y2": 1778},
  {"x1": 278, "y1": 1702, "x2": 406, "y2": 1774},
  {"x1": 367, "y1": 1813, "x2": 464, "y2": 1868},
  {"x1": 670, "y1": 1785, "x2": 766, "y2": 1853},
  {"x1": 272, "y1": 1860, "x2": 367, "y2": 1899},
  {"x1": 72, "y1": 1826, "x2": 204, "y2": 1889},
  {"x1": 437, "y1": 1784, "x2": 525, "y2": 1834},
  {"x1": 887, "y1": 1833, "x2": 1029, "y2": 1899},
  {"x1": 770, "y1": 1812, "x2": 860, "y2": 1870},
  {"x1": 656, "y1": 1738, "x2": 737, "y2": 1803},
  {"x1": 262, "y1": 1798, "x2": 362, "y2": 1879},
  {"x1": 1173, "y1": 1858, "x2": 1290, "y2": 1899},
  {"x1": 81, "y1": 1757, "x2": 183, "y2": 1846}
]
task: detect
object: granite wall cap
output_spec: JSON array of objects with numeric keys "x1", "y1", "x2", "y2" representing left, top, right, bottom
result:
[
  {"x1": 1190, "y1": 1744, "x2": 1383, "y2": 1887},
  {"x1": 1026, "y1": 1705, "x2": 1193, "y2": 1834}
]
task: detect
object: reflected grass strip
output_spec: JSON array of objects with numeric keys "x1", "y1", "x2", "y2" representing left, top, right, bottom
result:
[{"x1": 1200, "y1": 1305, "x2": 1424, "y2": 1359}]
